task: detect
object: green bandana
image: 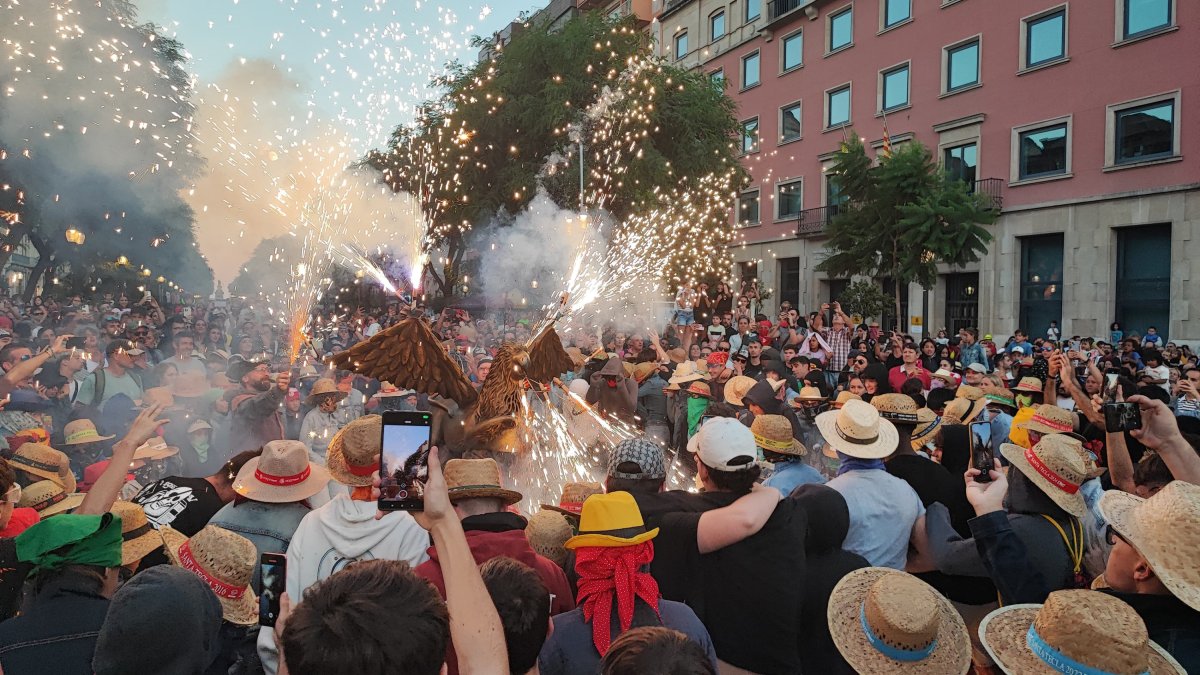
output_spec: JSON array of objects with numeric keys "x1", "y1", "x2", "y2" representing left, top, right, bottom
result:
[
  {"x1": 687, "y1": 396, "x2": 710, "y2": 438},
  {"x1": 15, "y1": 513, "x2": 123, "y2": 573}
]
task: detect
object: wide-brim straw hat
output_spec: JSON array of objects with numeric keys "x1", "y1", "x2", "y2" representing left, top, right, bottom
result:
[
  {"x1": 943, "y1": 396, "x2": 986, "y2": 426},
  {"x1": 632, "y1": 362, "x2": 659, "y2": 384},
  {"x1": 62, "y1": 419, "x2": 114, "y2": 446},
  {"x1": 110, "y1": 500, "x2": 165, "y2": 566},
  {"x1": 11, "y1": 443, "x2": 76, "y2": 493},
  {"x1": 234, "y1": 440, "x2": 331, "y2": 503},
  {"x1": 163, "y1": 525, "x2": 259, "y2": 626},
  {"x1": 985, "y1": 388, "x2": 1017, "y2": 410},
  {"x1": 1098, "y1": 481, "x2": 1200, "y2": 612},
  {"x1": 871, "y1": 393, "x2": 921, "y2": 426},
  {"x1": 1015, "y1": 404, "x2": 1075, "y2": 436},
  {"x1": 665, "y1": 348, "x2": 688, "y2": 364},
  {"x1": 796, "y1": 386, "x2": 827, "y2": 402},
  {"x1": 542, "y1": 481, "x2": 605, "y2": 518},
  {"x1": 955, "y1": 385, "x2": 984, "y2": 402},
  {"x1": 910, "y1": 408, "x2": 942, "y2": 450},
  {"x1": 1014, "y1": 377, "x2": 1043, "y2": 393},
  {"x1": 668, "y1": 360, "x2": 708, "y2": 385},
  {"x1": 526, "y1": 510, "x2": 573, "y2": 567},
  {"x1": 686, "y1": 381, "x2": 712, "y2": 398},
  {"x1": 565, "y1": 347, "x2": 586, "y2": 369},
  {"x1": 930, "y1": 368, "x2": 958, "y2": 384},
  {"x1": 999, "y1": 436, "x2": 1088, "y2": 517},
  {"x1": 18, "y1": 479, "x2": 85, "y2": 517},
  {"x1": 372, "y1": 382, "x2": 407, "y2": 398},
  {"x1": 832, "y1": 390, "x2": 861, "y2": 409},
  {"x1": 723, "y1": 375, "x2": 757, "y2": 406},
  {"x1": 828, "y1": 567, "x2": 971, "y2": 675},
  {"x1": 565, "y1": 491, "x2": 659, "y2": 549},
  {"x1": 133, "y1": 438, "x2": 180, "y2": 462},
  {"x1": 979, "y1": 591, "x2": 1185, "y2": 674},
  {"x1": 326, "y1": 415, "x2": 382, "y2": 487},
  {"x1": 305, "y1": 377, "x2": 348, "y2": 406},
  {"x1": 444, "y1": 458, "x2": 522, "y2": 505},
  {"x1": 816, "y1": 399, "x2": 899, "y2": 459},
  {"x1": 751, "y1": 414, "x2": 806, "y2": 456}
]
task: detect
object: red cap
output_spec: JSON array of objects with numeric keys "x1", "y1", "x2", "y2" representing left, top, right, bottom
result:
[{"x1": 81, "y1": 459, "x2": 135, "y2": 493}]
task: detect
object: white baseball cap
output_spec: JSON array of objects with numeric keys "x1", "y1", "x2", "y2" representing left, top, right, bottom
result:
[
  {"x1": 687, "y1": 417, "x2": 758, "y2": 472},
  {"x1": 966, "y1": 363, "x2": 988, "y2": 374}
]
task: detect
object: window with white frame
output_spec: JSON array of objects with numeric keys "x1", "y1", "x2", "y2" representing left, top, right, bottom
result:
[
  {"x1": 827, "y1": 85, "x2": 851, "y2": 128},
  {"x1": 741, "y1": 117, "x2": 760, "y2": 154},
  {"x1": 1013, "y1": 118, "x2": 1071, "y2": 181},
  {"x1": 742, "y1": 51, "x2": 761, "y2": 88},
  {"x1": 1108, "y1": 94, "x2": 1178, "y2": 166},
  {"x1": 674, "y1": 31, "x2": 688, "y2": 60},
  {"x1": 777, "y1": 180, "x2": 804, "y2": 219},
  {"x1": 710, "y1": 69, "x2": 725, "y2": 88},
  {"x1": 780, "y1": 102, "x2": 802, "y2": 143},
  {"x1": 883, "y1": 0, "x2": 911, "y2": 28},
  {"x1": 781, "y1": 30, "x2": 803, "y2": 71},
  {"x1": 746, "y1": 0, "x2": 761, "y2": 22},
  {"x1": 738, "y1": 191, "x2": 760, "y2": 225},
  {"x1": 1121, "y1": 0, "x2": 1172, "y2": 40},
  {"x1": 944, "y1": 38, "x2": 980, "y2": 92}
]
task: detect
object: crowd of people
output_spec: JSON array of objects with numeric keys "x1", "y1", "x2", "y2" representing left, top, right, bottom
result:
[{"x1": 0, "y1": 287, "x2": 1196, "y2": 675}]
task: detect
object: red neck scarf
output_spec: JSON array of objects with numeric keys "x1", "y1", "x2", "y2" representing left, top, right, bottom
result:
[{"x1": 574, "y1": 541, "x2": 660, "y2": 656}]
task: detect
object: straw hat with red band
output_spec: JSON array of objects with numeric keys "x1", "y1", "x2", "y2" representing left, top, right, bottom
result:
[
  {"x1": 234, "y1": 440, "x2": 331, "y2": 503},
  {"x1": 1014, "y1": 376, "x2": 1043, "y2": 393},
  {"x1": 999, "y1": 436, "x2": 1088, "y2": 517},
  {"x1": 686, "y1": 381, "x2": 712, "y2": 398},
  {"x1": 542, "y1": 481, "x2": 604, "y2": 519},
  {"x1": 109, "y1": 500, "x2": 165, "y2": 566},
  {"x1": 61, "y1": 419, "x2": 114, "y2": 446},
  {"x1": 443, "y1": 458, "x2": 523, "y2": 505},
  {"x1": 325, "y1": 415, "x2": 382, "y2": 487},
  {"x1": 1015, "y1": 404, "x2": 1076, "y2": 436},
  {"x1": 163, "y1": 525, "x2": 258, "y2": 625},
  {"x1": 18, "y1": 479, "x2": 84, "y2": 517}
]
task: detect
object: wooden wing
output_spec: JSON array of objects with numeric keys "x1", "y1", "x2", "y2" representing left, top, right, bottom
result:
[
  {"x1": 328, "y1": 318, "x2": 478, "y2": 407},
  {"x1": 524, "y1": 327, "x2": 575, "y2": 383}
]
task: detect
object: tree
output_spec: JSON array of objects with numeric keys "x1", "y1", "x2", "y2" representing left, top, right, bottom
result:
[
  {"x1": 366, "y1": 11, "x2": 747, "y2": 298},
  {"x1": 836, "y1": 280, "x2": 891, "y2": 324},
  {"x1": 816, "y1": 136, "x2": 996, "y2": 322}
]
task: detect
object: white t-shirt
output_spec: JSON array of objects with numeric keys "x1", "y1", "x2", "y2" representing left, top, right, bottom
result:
[
  {"x1": 675, "y1": 287, "x2": 695, "y2": 311},
  {"x1": 1144, "y1": 364, "x2": 1170, "y2": 392}
]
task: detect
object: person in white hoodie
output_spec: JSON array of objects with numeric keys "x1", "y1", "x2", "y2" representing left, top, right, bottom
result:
[{"x1": 257, "y1": 415, "x2": 429, "y2": 675}]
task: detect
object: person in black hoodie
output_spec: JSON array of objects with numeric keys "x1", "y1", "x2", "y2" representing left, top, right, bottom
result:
[{"x1": 790, "y1": 484, "x2": 867, "y2": 674}]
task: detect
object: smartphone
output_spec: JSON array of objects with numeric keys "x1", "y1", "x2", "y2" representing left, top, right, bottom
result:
[
  {"x1": 142, "y1": 291, "x2": 153, "y2": 302},
  {"x1": 971, "y1": 430, "x2": 994, "y2": 483},
  {"x1": 379, "y1": 411, "x2": 433, "y2": 511},
  {"x1": 1104, "y1": 402, "x2": 1143, "y2": 434},
  {"x1": 259, "y1": 552, "x2": 286, "y2": 627},
  {"x1": 66, "y1": 336, "x2": 88, "y2": 350},
  {"x1": 1103, "y1": 373, "x2": 1120, "y2": 403}
]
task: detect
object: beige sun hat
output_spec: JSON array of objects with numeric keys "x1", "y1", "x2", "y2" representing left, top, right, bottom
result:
[
  {"x1": 110, "y1": 500, "x2": 165, "y2": 566},
  {"x1": 305, "y1": 377, "x2": 348, "y2": 407},
  {"x1": 61, "y1": 419, "x2": 114, "y2": 446},
  {"x1": 930, "y1": 368, "x2": 959, "y2": 385},
  {"x1": 632, "y1": 362, "x2": 659, "y2": 384},
  {"x1": 11, "y1": 443, "x2": 76, "y2": 493},
  {"x1": 723, "y1": 375, "x2": 757, "y2": 406},
  {"x1": 751, "y1": 414, "x2": 807, "y2": 457},
  {"x1": 910, "y1": 408, "x2": 942, "y2": 450},
  {"x1": 1015, "y1": 404, "x2": 1076, "y2": 436},
  {"x1": 832, "y1": 390, "x2": 861, "y2": 410},
  {"x1": 233, "y1": 440, "x2": 331, "y2": 503},
  {"x1": 815, "y1": 399, "x2": 899, "y2": 459},
  {"x1": 795, "y1": 386, "x2": 827, "y2": 402},
  {"x1": 954, "y1": 385, "x2": 984, "y2": 401},
  {"x1": 18, "y1": 479, "x2": 85, "y2": 517},
  {"x1": 1014, "y1": 376, "x2": 1043, "y2": 393},
  {"x1": 828, "y1": 567, "x2": 971, "y2": 675},
  {"x1": 999, "y1": 435, "x2": 1089, "y2": 517},
  {"x1": 871, "y1": 393, "x2": 920, "y2": 425},
  {"x1": 686, "y1": 381, "x2": 712, "y2": 398},
  {"x1": 325, "y1": 414, "x2": 381, "y2": 487},
  {"x1": 979, "y1": 590, "x2": 1185, "y2": 674},
  {"x1": 163, "y1": 525, "x2": 259, "y2": 625},
  {"x1": 133, "y1": 437, "x2": 180, "y2": 462},
  {"x1": 668, "y1": 360, "x2": 708, "y2": 385},
  {"x1": 565, "y1": 347, "x2": 586, "y2": 369},
  {"x1": 943, "y1": 396, "x2": 986, "y2": 426},
  {"x1": 1098, "y1": 480, "x2": 1200, "y2": 612},
  {"x1": 542, "y1": 481, "x2": 605, "y2": 519},
  {"x1": 443, "y1": 459, "x2": 522, "y2": 505},
  {"x1": 665, "y1": 348, "x2": 688, "y2": 364},
  {"x1": 526, "y1": 509, "x2": 573, "y2": 567}
]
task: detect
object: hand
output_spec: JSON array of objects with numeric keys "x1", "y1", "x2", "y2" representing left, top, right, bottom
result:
[
  {"x1": 273, "y1": 592, "x2": 292, "y2": 645},
  {"x1": 964, "y1": 459, "x2": 1008, "y2": 516},
  {"x1": 51, "y1": 334, "x2": 72, "y2": 357},
  {"x1": 275, "y1": 371, "x2": 292, "y2": 391},
  {"x1": 123, "y1": 403, "x2": 170, "y2": 447},
  {"x1": 1128, "y1": 394, "x2": 1183, "y2": 450},
  {"x1": 1178, "y1": 380, "x2": 1197, "y2": 400},
  {"x1": 412, "y1": 446, "x2": 452, "y2": 531}
]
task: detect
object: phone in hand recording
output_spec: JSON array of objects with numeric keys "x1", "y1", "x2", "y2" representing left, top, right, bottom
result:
[
  {"x1": 1103, "y1": 373, "x2": 1121, "y2": 403},
  {"x1": 1102, "y1": 372, "x2": 1143, "y2": 433},
  {"x1": 971, "y1": 430, "x2": 994, "y2": 483},
  {"x1": 259, "y1": 552, "x2": 286, "y2": 627},
  {"x1": 378, "y1": 411, "x2": 433, "y2": 511},
  {"x1": 66, "y1": 336, "x2": 88, "y2": 350}
]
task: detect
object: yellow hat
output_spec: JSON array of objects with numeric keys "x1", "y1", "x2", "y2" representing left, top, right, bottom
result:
[{"x1": 564, "y1": 491, "x2": 659, "y2": 549}]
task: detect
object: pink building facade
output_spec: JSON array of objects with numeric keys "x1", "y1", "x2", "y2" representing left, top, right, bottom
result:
[{"x1": 656, "y1": 0, "x2": 1199, "y2": 342}]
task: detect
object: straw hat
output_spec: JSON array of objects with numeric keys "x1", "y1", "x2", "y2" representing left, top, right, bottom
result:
[
  {"x1": 999, "y1": 436, "x2": 1089, "y2": 517},
  {"x1": 632, "y1": 362, "x2": 659, "y2": 384},
  {"x1": 372, "y1": 381, "x2": 405, "y2": 398},
  {"x1": 296, "y1": 364, "x2": 320, "y2": 380},
  {"x1": 526, "y1": 510, "x2": 573, "y2": 566},
  {"x1": 11, "y1": 443, "x2": 76, "y2": 492},
  {"x1": 163, "y1": 525, "x2": 259, "y2": 626},
  {"x1": 665, "y1": 348, "x2": 688, "y2": 364},
  {"x1": 1014, "y1": 376, "x2": 1043, "y2": 393},
  {"x1": 565, "y1": 347, "x2": 586, "y2": 369},
  {"x1": 565, "y1": 492, "x2": 659, "y2": 549},
  {"x1": 795, "y1": 386, "x2": 827, "y2": 402},
  {"x1": 1015, "y1": 404, "x2": 1075, "y2": 436},
  {"x1": 325, "y1": 415, "x2": 381, "y2": 487},
  {"x1": 542, "y1": 481, "x2": 605, "y2": 518},
  {"x1": 62, "y1": 419, "x2": 114, "y2": 446},
  {"x1": 667, "y1": 360, "x2": 708, "y2": 385},
  {"x1": 828, "y1": 568, "x2": 971, "y2": 675},
  {"x1": 930, "y1": 368, "x2": 959, "y2": 386},
  {"x1": 815, "y1": 400, "x2": 899, "y2": 459},
  {"x1": 173, "y1": 372, "x2": 211, "y2": 398},
  {"x1": 943, "y1": 396, "x2": 986, "y2": 426},
  {"x1": 832, "y1": 390, "x2": 861, "y2": 410},
  {"x1": 751, "y1": 414, "x2": 806, "y2": 457},
  {"x1": 305, "y1": 377, "x2": 348, "y2": 406},
  {"x1": 233, "y1": 440, "x2": 331, "y2": 503},
  {"x1": 141, "y1": 387, "x2": 175, "y2": 409},
  {"x1": 110, "y1": 500, "x2": 165, "y2": 566},
  {"x1": 979, "y1": 591, "x2": 1185, "y2": 674},
  {"x1": 1099, "y1": 481, "x2": 1200, "y2": 612},
  {"x1": 443, "y1": 459, "x2": 522, "y2": 505},
  {"x1": 188, "y1": 419, "x2": 213, "y2": 435},
  {"x1": 686, "y1": 381, "x2": 711, "y2": 398},
  {"x1": 910, "y1": 409, "x2": 942, "y2": 450},
  {"x1": 723, "y1": 375, "x2": 757, "y2": 406},
  {"x1": 871, "y1": 393, "x2": 920, "y2": 425},
  {"x1": 985, "y1": 388, "x2": 1017, "y2": 409},
  {"x1": 132, "y1": 437, "x2": 180, "y2": 463},
  {"x1": 18, "y1": 479, "x2": 85, "y2": 517}
]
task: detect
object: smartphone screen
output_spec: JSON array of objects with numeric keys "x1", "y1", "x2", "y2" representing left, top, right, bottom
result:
[
  {"x1": 259, "y1": 552, "x2": 286, "y2": 627},
  {"x1": 971, "y1": 430, "x2": 994, "y2": 483},
  {"x1": 1104, "y1": 373, "x2": 1120, "y2": 403},
  {"x1": 379, "y1": 411, "x2": 432, "y2": 511},
  {"x1": 1104, "y1": 402, "x2": 1143, "y2": 433}
]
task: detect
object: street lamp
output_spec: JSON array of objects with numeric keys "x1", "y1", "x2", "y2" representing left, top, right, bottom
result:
[{"x1": 64, "y1": 227, "x2": 85, "y2": 245}]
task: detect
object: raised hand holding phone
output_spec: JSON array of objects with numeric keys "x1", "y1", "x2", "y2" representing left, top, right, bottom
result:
[
  {"x1": 378, "y1": 411, "x2": 433, "y2": 511},
  {"x1": 964, "y1": 459, "x2": 1008, "y2": 516}
]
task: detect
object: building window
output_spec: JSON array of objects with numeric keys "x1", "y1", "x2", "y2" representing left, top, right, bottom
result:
[
  {"x1": 1017, "y1": 122, "x2": 1069, "y2": 180},
  {"x1": 777, "y1": 180, "x2": 803, "y2": 219},
  {"x1": 829, "y1": 7, "x2": 853, "y2": 52},
  {"x1": 944, "y1": 142, "x2": 977, "y2": 189},
  {"x1": 883, "y1": 0, "x2": 911, "y2": 28},
  {"x1": 1023, "y1": 8, "x2": 1066, "y2": 68},
  {"x1": 945, "y1": 39, "x2": 980, "y2": 92},
  {"x1": 1019, "y1": 234, "x2": 1064, "y2": 336},
  {"x1": 741, "y1": 117, "x2": 759, "y2": 154},
  {"x1": 1122, "y1": 0, "x2": 1172, "y2": 39},
  {"x1": 1114, "y1": 99, "x2": 1175, "y2": 164},
  {"x1": 825, "y1": 174, "x2": 848, "y2": 213},
  {"x1": 781, "y1": 30, "x2": 803, "y2": 71},
  {"x1": 1116, "y1": 224, "x2": 1171, "y2": 340},
  {"x1": 710, "y1": 11, "x2": 726, "y2": 41},
  {"x1": 780, "y1": 102, "x2": 802, "y2": 142},
  {"x1": 742, "y1": 51, "x2": 760, "y2": 88},
  {"x1": 674, "y1": 31, "x2": 688, "y2": 60},
  {"x1": 827, "y1": 85, "x2": 851, "y2": 128},
  {"x1": 881, "y1": 64, "x2": 910, "y2": 111},
  {"x1": 738, "y1": 191, "x2": 760, "y2": 226},
  {"x1": 778, "y1": 258, "x2": 801, "y2": 309},
  {"x1": 746, "y1": 0, "x2": 761, "y2": 22},
  {"x1": 709, "y1": 69, "x2": 725, "y2": 88}
]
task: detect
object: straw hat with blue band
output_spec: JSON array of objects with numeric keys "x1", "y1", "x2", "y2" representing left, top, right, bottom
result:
[
  {"x1": 910, "y1": 408, "x2": 942, "y2": 450},
  {"x1": 565, "y1": 492, "x2": 658, "y2": 549}
]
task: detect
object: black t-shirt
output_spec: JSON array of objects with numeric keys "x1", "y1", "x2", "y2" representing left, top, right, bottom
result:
[
  {"x1": 132, "y1": 476, "x2": 226, "y2": 568},
  {"x1": 632, "y1": 490, "x2": 807, "y2": 675},
  {"x1": 0, "y1": 537, "x2": 32, "y2": 621}
]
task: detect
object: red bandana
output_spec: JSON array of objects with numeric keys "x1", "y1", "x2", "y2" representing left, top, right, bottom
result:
[{"x1": 574, "y1": 541, "x2": 660, "y2": 656}]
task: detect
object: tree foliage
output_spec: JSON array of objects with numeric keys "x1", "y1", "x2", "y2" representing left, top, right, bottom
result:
[
  {"x1": 816, "y1": 136, "x2": 996, "y2": 319},
  {"x1": 836, "y1": 280, "x2": 891, "y2": 323}
]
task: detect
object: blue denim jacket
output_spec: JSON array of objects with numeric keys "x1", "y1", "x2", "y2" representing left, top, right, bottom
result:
[{"x1": 208, "y1": 500, "x2": 312, "y2": 593}]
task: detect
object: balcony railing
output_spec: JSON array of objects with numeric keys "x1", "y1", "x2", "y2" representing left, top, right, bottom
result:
[
  {"x1": 779, "y1": 204, "x2": 839, "y2": 238},
  {"x1": 769, "y1": 0, "x2": 807, "y2": 20},
  {"x1": 974, "y1": 178, "x2": 1004, "y2": 211}
]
